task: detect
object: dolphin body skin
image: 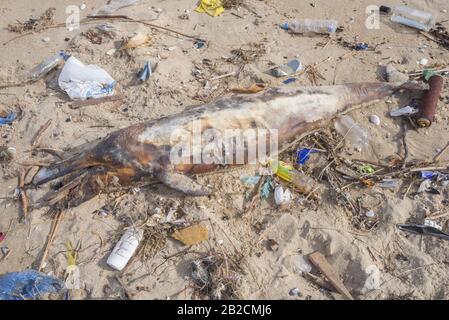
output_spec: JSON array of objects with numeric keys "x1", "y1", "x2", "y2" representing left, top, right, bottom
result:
[{"x1": 32, "y1": 82, "x2": 424, "y2": 205}]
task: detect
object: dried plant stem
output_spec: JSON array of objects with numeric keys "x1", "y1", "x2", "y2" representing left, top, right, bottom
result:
[{"x1": 38, "y1": 210, "x2": 63, "y2": 271}]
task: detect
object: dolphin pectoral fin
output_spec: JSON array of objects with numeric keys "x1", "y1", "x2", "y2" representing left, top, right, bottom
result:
[{"x1": 156, "y1": 171, "x2": 212, "y2": 196}]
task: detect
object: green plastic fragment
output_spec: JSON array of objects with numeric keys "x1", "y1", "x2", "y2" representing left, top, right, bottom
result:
[
  {"x1": 359, "y1": 164, "x2": 375, "y2": 175},
  {"x1": 423, "y1": 68, "x2": 436, "y2": 82}
]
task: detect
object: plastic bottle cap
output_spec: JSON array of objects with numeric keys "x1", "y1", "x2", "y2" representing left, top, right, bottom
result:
[{"x1": 280, "y1": 23, "x2": 289, "y2": 31}]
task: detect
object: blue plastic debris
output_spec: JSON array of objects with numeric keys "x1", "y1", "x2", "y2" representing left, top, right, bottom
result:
[
  {"x1": 138, "y1": 61, "x2": 152, "y2": 82},
  {"x1": 280, "y1": 23, "x2": 289, "y2": 31},
  {"x1": 260, "y1": 177, "x2": 274, "y2": 199},
  {"x1": 421, "y1": 171, "x2": 438, "y2": 179},
  {"x1": 296, "y1": 148, "x2": 319, "y2": 165},
  {"x1": 0, "y1": 270, "x2": 65, "y2": 300},
  {"x1": 283, "y1": 78, "x2": 297, "y2": 84},
  {"x1": 194, "y1": 40, "x2": 206, "y2": 49},
  {"x1": 355, "y1": 42, "x2": 369, "y2": 51},
  {"x1": 0, "y1": 112, "x2": 17, "y2": 126}
]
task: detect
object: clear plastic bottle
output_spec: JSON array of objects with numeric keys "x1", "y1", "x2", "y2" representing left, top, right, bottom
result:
[
  {"x1": 28, "y1": 51, "x2": 67, "y2": 81},
  {"x1": 271, "y1": 160, "x2": 315, "y2": 194},
  {"x1": 281, "y1": 19, "x2": 338, "y2": 34},
  {"x1": 391, "y1": 5, "x2": 436, "y2": 32},
  {"x1": 334, "y1": 115, "x2": 369, "y2": 151}
]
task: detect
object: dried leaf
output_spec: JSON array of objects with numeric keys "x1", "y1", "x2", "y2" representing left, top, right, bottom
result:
[{"x1": 171, "y1": 224, "x2": 208, "y2": 246}]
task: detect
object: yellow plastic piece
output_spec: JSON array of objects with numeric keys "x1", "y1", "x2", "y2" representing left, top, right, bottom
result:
[{"x1": 195, "y1": 0, "x2": 225, "y2": 17}]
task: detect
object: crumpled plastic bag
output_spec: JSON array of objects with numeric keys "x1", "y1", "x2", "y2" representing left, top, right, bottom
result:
[
  {"x1": 195, "y1": 0, "x2": 224, "y2": 17},
  {"x1": 0, "y1": 112, "x2": 17, "y2": 126},
  {"x1": 0, "y1": 270, "x2": 65, "y2": 300},
  {"x1": 58, "y1": 56, "x2": 116, "y2": 101}
]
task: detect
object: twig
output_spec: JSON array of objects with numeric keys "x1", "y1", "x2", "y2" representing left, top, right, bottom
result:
[
  {"x1": 402, "y1": 178, "x2": 415, "y2": 200},
  {"x1": 86, "y1": 15, "x2": 206, "y2": 42},
  {"x1": 31, "y1": 119, "x2": 52, "y2": 147},
  {"x1": 433, "y1": 141, "x2": 449, "y2": 163},
  {"x1": 3, "y1": 15, "x2": 205, "y2": 47},
  {"x1": 17, "y1": 170, "x2": 28, "y2": 223},
  {"x1": 209, "y1": 72, "x2": 236, "y2": 81},
  {"x1": 409, "y1": 166, "x2": 449, "y2": 172},
  {"x1": 428, "y1": 211, "x2": 449, "y2": 220},
  {"x1": 302, "y1": 271, "x2": 336, "y2": 292},
  {"x1": 38, "y1": 210, "x2": 63, "y2": 271},
  {"x1": 68, "y1": 95, "x2": 123, "y2": 109},
  {"x1": 401, "y1": 119, "x2": 409, "y2": 169},
  {"x1": 32, "y1": 147, "x2": 65, "y2": 160}
]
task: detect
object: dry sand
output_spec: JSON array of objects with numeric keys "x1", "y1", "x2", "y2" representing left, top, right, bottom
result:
[{"x1": 0, "y1": 0, "x2": 448, "y2": 300}]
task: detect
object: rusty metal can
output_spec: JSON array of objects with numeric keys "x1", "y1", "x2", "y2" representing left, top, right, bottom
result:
[{"x1": 416, "y1": 75, "x2": 444, "y2": 127}]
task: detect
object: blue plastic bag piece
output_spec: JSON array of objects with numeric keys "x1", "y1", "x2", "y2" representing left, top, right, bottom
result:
[
  {"x1": 283, "y1": 78, "x2": 297, "y2": 84},
  {"x1": 0, "y1": 270, "x2": 65, "y2": 300},
  {"x1": 138, "y1": 62, "x2": 151, "y2": 82},
  {"x1": 59, "y1": 51, "x2": 70, "y2": 61},
  {"x1": 280, "y1": 23, "x2": 289, "y2": 31},
  {"x1": 0, "y1": 112, "x2": 17, "y2": 126},
  {"x1": 355, "y1": 42, "x2": 369, "y2": 51},
  {"x1": 296, "y1": 148, "x2": 319, "y2": 165},
  {"x1": 421, "y1": 171, "x2": 437, "y2": 179},
  {"x1": 260, "y1": 177, "x2": 274, "y2": 199},
  {"x1": 194, "y1": 40, "x2": 205, "y2": 49}
]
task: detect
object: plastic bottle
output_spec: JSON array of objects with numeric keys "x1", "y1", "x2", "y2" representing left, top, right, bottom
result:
[
  {"x1": 271, "y1": 160, "x2": 315, "y2": 194},
  {"x1": 107, "y1": 227, "x2": 143, "y2": 271},
  {"x1": 28, "y1": 51, "x2": 67, "y2": 81},
  {"x1": 281, "y1": 19, "x2": 338, "y2": 34},
  {"x1": 390, "y1": 5, "x2": 436, "y2": 32},
  {"x1": 334, "y1": 115, "x2": 369, "y2": 151}
]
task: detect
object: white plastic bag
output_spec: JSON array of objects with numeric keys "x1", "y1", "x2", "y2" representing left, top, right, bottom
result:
[{"x1": 58, "y1": 56, "x2": 116, "y2": 100}]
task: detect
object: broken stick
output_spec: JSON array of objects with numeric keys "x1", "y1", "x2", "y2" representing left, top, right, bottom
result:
[
  {"x1": 308, "y1": 251, "x2": 354, "y2": 300},
  {"x1": 17, "y1": 170, "x2": 28, "y2": 222},
  {"x1": 38, "y1": 210, "x2": 63, "y2": 271},
  {"x1": 69, "y1": 94, "x2": 124, "y2": 109},
  {"x1": 31, "y1": 119, "x2": 52, "y2": 147}
]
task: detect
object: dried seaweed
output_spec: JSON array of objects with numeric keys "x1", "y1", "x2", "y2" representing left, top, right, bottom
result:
[
  {"x1": 191, "y1": 249, "x2": 245, "y2": 300},
  {"x1": 7, "y1": 8, "x2": 56, "y2": 34},
  {"x1": 0, "y1": 146, "x2": 13, "y2": 164},
  {"x1": 226, "y1": 43, "x2": 266, "y2": 65},
  {"x1": 430, "y1": 23, "x2": 449, "y2": 50},
  {"x1": 141, "y1": 225, "x2": 168, "y2": 258},
  {"x1": 222, "y1": 0, "x2": 244, "y2": 9}
]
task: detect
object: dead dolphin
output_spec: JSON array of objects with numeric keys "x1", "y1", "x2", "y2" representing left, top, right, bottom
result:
[{"x1": 32, "y1": 81, "x2": 425, "y2": 205}]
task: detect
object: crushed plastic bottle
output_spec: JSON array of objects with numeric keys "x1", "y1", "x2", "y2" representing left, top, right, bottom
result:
[
  {"x1": 334, "y1": 115, "x2": 369, "y2": 151},
  {"x1": 281, "y1": 19, "x2": 338, "y2": 34},
  {"x1": 391, "y1": 5, "x2": 436, "y2": 32},
  {"x1": 28, "y1": 51, "x2": 68, "y2": 82},
  {"x1": 271, "y1": 160, "x2": 315, "y2": 194}
]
